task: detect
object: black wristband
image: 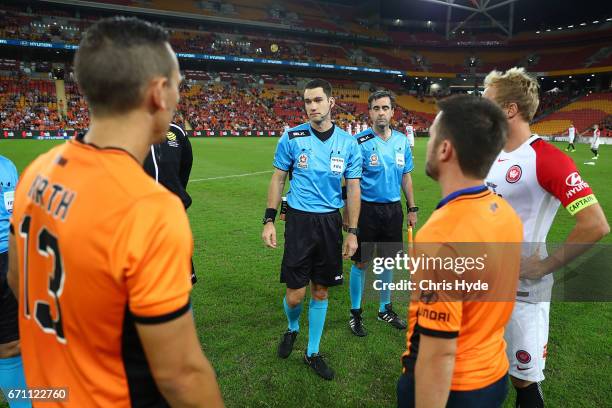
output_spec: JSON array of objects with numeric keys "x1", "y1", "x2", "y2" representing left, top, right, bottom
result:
[
  {"x1": 264, "y1": 208, "x2": 278, "y2": 222},
  {"x1": 342, "y1": 185, "x2": 347, "y2": 200}
]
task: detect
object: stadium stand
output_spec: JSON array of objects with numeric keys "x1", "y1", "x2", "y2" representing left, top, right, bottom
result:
[{"x1": 532, "y1": 92, "x2": 612, "y2": 136}]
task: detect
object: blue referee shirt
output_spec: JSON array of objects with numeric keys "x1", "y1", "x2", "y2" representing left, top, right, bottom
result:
[
  {"x1": 356, "y1": 128, "x2": 414, "y2": 203},
  {"x1": 0, "y1": 155, "x2": 18, "y2": 253},
  {"x1": 273, "y1": 122, "x2": 362, "y2": 213}
]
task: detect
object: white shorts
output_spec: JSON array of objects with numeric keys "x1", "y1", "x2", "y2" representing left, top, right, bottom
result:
[{"x1": 505, "y1": 301, "x2": 550, "y2": 382}]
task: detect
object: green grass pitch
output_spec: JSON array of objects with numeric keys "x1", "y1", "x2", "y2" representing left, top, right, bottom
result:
[{"x1": 1, "y1": 138, "x2": 610, "y2": 407}]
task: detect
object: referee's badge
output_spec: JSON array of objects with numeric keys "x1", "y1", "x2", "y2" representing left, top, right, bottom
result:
[
  {"x1": 297, "y1": 153, "x2": 309, "y2": 169},
  {"x1": 330, "y1": 156, "x2": 345, "y2": 174},
  {"x1": 395, "y1": 152, "x2": 405, "y2": 167},
  {"x1": 369, "y1": 153, "x2": 380, "y2": 166}
]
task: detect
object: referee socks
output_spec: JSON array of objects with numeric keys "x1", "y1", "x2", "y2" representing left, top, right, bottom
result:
[
  {"x1": 379, "y1": 269, "x2": 393, "y2": 312},
  {"x1": 307, "y1": 298, "x2": 328, "y2": 357},
  {"x1": 283, "y1": 296, "x2": 302, "y2": 332},
  {"x1": 349, "y1": 265, "x2": 365, "y2": 310}
]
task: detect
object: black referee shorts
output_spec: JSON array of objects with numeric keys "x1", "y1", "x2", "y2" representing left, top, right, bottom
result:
[
  {"x1": 352, "y1": 200, "x2": 404, "y2": 263},
  {"x1": 280, "y1": 207, "x2": 343, "y2": 289},
  {"x1": 0, "y1": 251, "x2": 19, "y2": 344}
]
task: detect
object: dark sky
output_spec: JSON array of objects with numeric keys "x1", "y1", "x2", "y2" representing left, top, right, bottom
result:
[{"x1": 370, "y1": 0, "x2": 611, "y2": 31}]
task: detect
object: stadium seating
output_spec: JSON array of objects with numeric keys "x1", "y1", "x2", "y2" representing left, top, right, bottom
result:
[
  {"x1": 532, "y1": 92, "x2": 612, "y2": 135},
  {"x1": 0, "y1": 73, "x2": 61, "y2": 130}
]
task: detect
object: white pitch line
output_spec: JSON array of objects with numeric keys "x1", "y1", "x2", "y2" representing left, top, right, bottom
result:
[{"x1": 190, "y1": 170, "x2": 272, "y2": 182}]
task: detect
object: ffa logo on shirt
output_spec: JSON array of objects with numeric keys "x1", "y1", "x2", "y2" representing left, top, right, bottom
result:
[
  {"x1": 3, "y1": 190, "x2": 14, "y2": 213},
  {"x1": 369, "y1": 153, "x2": 379, "y2": 166},
  {"x1": 297, "y1": 153, "x2": 309, "y2": 169},
  {"x1": 166, "y1": 131, "x2": 179, "y2": 147},
  {"x1": 395, "y1": 152, "x2": 405, "y2": 167},
  {"x1": 505, "y1": 165, "x2": 522, "y2": 184},
  {"x1": 330, "y1": 156, "x2": 345, "y2": 175}
]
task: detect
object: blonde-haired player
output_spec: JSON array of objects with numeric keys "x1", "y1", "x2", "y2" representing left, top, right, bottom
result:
[{"x1": 484, "y1": 67, "x2": 609, "y2": 408}]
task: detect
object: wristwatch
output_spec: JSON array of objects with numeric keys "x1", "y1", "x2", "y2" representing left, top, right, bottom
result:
[
  {"x1": 347, "y1": 227, "x2": 359, "y2": 236},
  {"x1": 262, "y1": 217, "x2": 274, "y2": 225},
  {"x1": 408, "y1": 207, "x2": 419, "y2": 213}
]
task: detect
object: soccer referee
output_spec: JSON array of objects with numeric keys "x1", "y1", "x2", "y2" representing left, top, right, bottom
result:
[
  {"x1": 347, "y1": 90, "x2": 417, "y2": 337},
  {"x1": 262, "y1": 79, "x2": 362, "y2": 380}
]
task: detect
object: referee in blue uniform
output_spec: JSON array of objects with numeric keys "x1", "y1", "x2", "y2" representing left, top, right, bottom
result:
[
  {"x1": 0, "y1": 155, "x2": 31, "y2": 408},
  {"x1": 262, "y1": 79, "x2": 362, "y2": 380},
  {"x1": 346, "y1": 90, "x2": 418, "y2": 337}
]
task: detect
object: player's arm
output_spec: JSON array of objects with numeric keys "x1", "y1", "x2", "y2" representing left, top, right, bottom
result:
[
  {"x1": 415, "y1": 334, "x2": 457, "y2": 408},
  {"x1": 401, "y1": 172, "x2": 417, "y2": 227},
  {"x1": 524, "y1": 203, "x2": 609, "y2": 279},
  {"x1": 7, "y1": 227, "x2": 18, "y2": 300},
  {"x1": 343, "y1": 178, "x2": 360, "y2": 258},
  {"x1": 262, "y1": 168, "x2": 288, "y2": 248},
  {"x1": 522, "y1": 149, "x2": 610, "y2": 279},
  {"x1": 136, "y1": 312, "x2": 224, "y2": 408}
]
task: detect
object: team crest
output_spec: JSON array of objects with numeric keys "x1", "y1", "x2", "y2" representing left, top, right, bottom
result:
[
  {"x1": 506, "y1": 165, "x2": 522, "y2": 183},
  {"x1": 369, "y1": 153, "x2": 379, "y2": 166},
  {"x1": 516, "y1": 350, "x2": 531, "y2": 364},
  {"x1": 166, "y1": 131, "x2": 177, "y2": 141},
  {"x1": 297, "y1": 153, "x2": 309, "y2": 169}
]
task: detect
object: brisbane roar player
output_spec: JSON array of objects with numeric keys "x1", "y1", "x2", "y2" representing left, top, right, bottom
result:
[
  {"x1": 8, "y1": 17, "x2": 223, "y2": 407},
  {"x1": 399, "y1": 95, "x2": 523, "y2": 408}
]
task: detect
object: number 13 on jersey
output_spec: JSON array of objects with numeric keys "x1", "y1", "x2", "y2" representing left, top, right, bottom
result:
[{"x1": 18, "y1": 215, "x2": 67, "y2": 344}]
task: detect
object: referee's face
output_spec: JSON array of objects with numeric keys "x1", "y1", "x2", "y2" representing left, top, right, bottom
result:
[
  {"x1": 369, "y1": 96, "x2": 394, "y2": 129},
  {"x1": 304, "y1": 87, "x2": 333, "y2": 124}
]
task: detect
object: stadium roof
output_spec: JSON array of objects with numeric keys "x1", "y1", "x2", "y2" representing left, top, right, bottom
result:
[{"x1": 380, "y1": 0, "x2": 611, "y2": 32}]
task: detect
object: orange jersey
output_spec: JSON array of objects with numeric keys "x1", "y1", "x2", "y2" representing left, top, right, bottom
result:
[
  {"x1": 402, "y1": 185, "x2": 523, "y2": 391},
  {"x1": 11, "y1": 139, "x2": 193, "y2": 407}
]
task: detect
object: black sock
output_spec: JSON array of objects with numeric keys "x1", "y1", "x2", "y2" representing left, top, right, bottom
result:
[
  {"x1": 515, "y1": 382, "x2": 544, "y2": 408},
  {"x1": 591, "y1": 148, "x2": 597, "y2": 155}
]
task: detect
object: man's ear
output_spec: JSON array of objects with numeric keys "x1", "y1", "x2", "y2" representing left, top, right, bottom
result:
[
  {"x1": 506, "y1": 102, "x2": 519, "y2": 120},
  {"x1": 149, "y1": 77, "x2": 169, "y2": 112},
  {"x1": 439, "y1": 139, "x2": 453, "y2": 162},
  {"x1": 329, "y1": 96, "x2": 335, "y2": 109}
]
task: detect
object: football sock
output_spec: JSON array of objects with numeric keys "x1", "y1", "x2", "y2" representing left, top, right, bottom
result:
[
  {"x1": 0, "y1": 355, "x2": 31, "y2": 408},
  {"x1": 379, "y1": 269, "x2": 392, "y2": 312},
  {"x1": 349, "y1": 265, "x2": 365, "y2": 310},
  {"x1": 283, "y1": 296, "x2": 302, "y2": 332},
  {"x1": 307, "y1": 298, "x2": 328, "y2": 356},
  {"x1": 515, "y1": 382, "x2": 544, "y2": 408}
]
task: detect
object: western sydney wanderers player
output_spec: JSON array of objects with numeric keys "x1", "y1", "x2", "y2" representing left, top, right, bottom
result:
[
  {"x1": 399, "y1": 95, "x2": 523, "y2": 408},
  {"x1": 484, "y1": 67, "x2": 609, "y2": 408},
  {"x1": 8, "y1": 17, "x2": 223, "y2": 407}
]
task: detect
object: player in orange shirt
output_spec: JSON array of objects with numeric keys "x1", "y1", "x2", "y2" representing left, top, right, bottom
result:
[
  {"x1": 8, "y1": 17, "x2": 223, "y2": 408},
  {"x1": 398, "y1": 95, "x2": 523, "y2": 408}
]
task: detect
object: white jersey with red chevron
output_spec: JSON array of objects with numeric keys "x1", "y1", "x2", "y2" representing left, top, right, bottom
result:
[{"x1": 486, "y1": 135, "x2": 597, "y2": 301}]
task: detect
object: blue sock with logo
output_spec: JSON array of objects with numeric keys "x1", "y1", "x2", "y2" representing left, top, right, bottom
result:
[
  {"x1": 379, "y1": 269, "x2": 393, "y2": 312},
  {"x1": 0, "y1": 355, "x2": 32, "y2": 408},
  {"x1": 283, "y1": 296, "x2": 302, "y2": 332},
  {"x1": 349, "y1": 265, "x2": 365, "y2": 310},
  {"x1": 307, "y1": 298, "x2": 328, "y2": 356}
]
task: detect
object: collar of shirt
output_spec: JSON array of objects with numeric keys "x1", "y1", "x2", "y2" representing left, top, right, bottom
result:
[{"x1": 436, "y1": 185, "x2": 489, "y2": 209}]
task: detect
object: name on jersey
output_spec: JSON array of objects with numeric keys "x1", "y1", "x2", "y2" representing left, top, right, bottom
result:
[
  {"x1": 419, "y1": 307, "x2": 450, "y2": 323},
  {"x1": 564, "y1": 172, "x2": 590, "y2": 199},
  {"x1": 289, "y1": 130, "x2": 310, "y2": 139},
  {"x1": 27, "y1": 175, "x2": 76, "y2": 221}
]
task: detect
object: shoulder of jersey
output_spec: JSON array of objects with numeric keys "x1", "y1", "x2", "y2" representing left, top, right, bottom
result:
[
  {"x1": 287, "y1": 123, "x2": 311, "y2": 139},
  {"x1": 169, "y1": 123, "x2": 187, "y2": 139},
  {"x1": 355, "y1": 129, "x2": 375, "y2": 144},
  {"x1": 529, "y1": 136, "x2": 572, "y2": 161}
]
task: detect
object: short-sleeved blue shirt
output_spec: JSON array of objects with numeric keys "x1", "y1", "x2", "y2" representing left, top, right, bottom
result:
[
  {"x1": 0, "y1": 155, "x2": 18, "y2": 253},
  {"x1": 355, "y1": 128, "x2": 413, "y2": 203},
  {"x1": 273, "y1": 123, "x2": 362, "y2": 212}
]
